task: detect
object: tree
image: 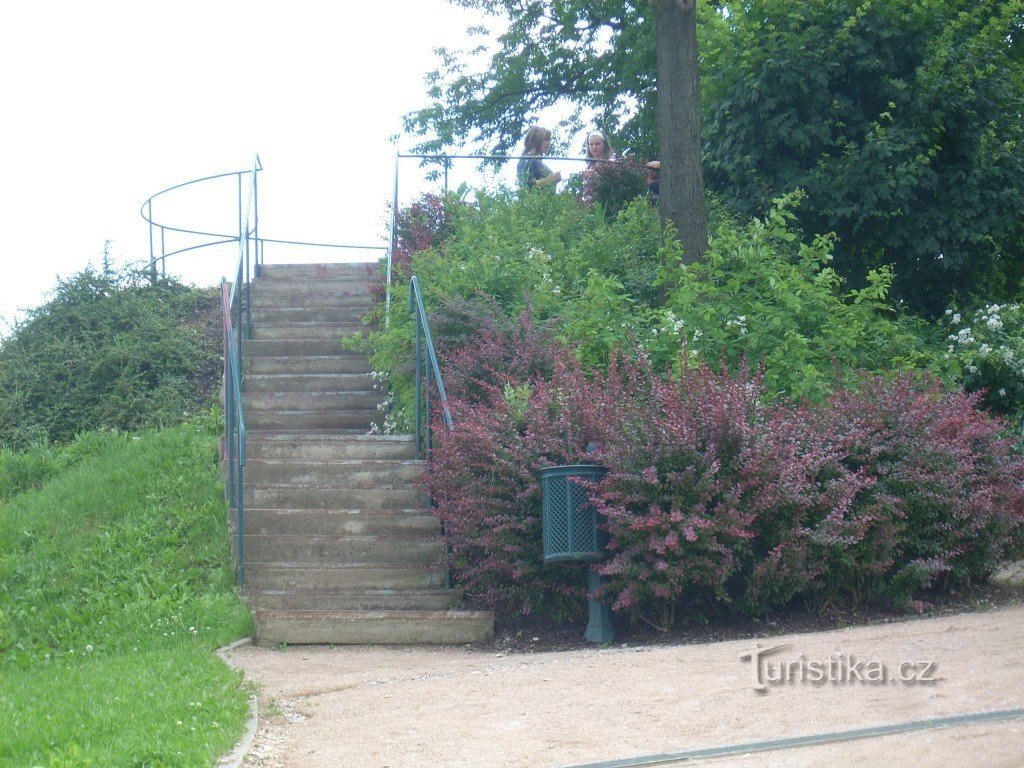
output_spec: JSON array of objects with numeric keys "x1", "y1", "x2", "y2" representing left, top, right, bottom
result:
[
  {"x1": 652, "y1": 0, "x2": 707, "y2": 262},
  {"x1": 405, "y1": 0, "x2": 709, "y2": 261},
  {"x1": 702, "y1": 0, "x2": 1024, "y2": 315},
  {"x1": 403, "y1": 1, "x2": 657, "y2": 156}
]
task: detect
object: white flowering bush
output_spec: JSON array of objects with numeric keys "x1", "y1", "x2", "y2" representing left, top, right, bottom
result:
[{"x1": 945, "y1": 302, "x2": 1024, "y2": 420}]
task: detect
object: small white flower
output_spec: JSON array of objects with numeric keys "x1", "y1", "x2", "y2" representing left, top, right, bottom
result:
[
  {"x1": 998, "y1": 388, "x2": 1007, "y2": 396},
  {"x1": 968, "y1": 365, "x2": 979, "y2": 374},
  {"x1": 945, "y1": 309, "x2": 953, "y2": 316},
  {"x1": 987, "y1": 317, "x2": 1003, "y2": 331},
  {"x1": 979, "y1": 344, "x2": 992, "y2": 357},
  {"x1": 951, "y1": 313, "x2": 961, "y2": 324}
]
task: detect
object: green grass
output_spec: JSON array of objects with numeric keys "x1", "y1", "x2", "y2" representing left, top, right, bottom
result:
[{"x1": 0, "y1": 418, "x2": 253, "y2": 767}]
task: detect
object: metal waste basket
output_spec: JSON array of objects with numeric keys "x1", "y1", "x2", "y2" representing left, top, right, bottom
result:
[
  {"x1": 539, "y1": 463, "x2": 613, "y2": 643},
  {"x1": 539, "y1": 464, "x2": 608, "y2": 564}
]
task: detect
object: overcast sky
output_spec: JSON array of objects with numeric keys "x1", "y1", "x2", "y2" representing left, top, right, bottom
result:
[{"x1": 0, "y1": 1, "x2": 533, "y2": 332}]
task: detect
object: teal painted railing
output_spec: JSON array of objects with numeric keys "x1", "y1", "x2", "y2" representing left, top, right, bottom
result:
[
  {"x1": 409, "y1": 275, "x2": 454, "y2": 460},
  {"x1": 221, "y1": 277, "x2": 247, "y2": 586},
  {"x1": 409, "y1": 274, "x2": 455, "y2": 589}
]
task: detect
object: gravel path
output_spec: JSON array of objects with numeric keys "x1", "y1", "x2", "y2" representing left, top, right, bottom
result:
[{"x1": 225, "y1": 601, "x2": 1024, "y2": 767}]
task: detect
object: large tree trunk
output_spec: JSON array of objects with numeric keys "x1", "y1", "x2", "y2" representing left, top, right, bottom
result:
[{"x1": 652, "y1": 0, "x2": 708, "y2": 264}]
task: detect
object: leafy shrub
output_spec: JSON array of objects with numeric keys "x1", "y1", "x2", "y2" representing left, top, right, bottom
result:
[
  {"x1": 580, "y1": 156, "x2": 650, "y2": 220},
  {"x1": 943, "y1": 301, "x2": 1024, "y2": 421},
  {"x1": 371, "y1": 189, "x2": 959, "y2": 438},
  {"x1": 386, "y1": 191, "x2": 463, "y2": 283},
  {"x1": 429, "y1": 327, "x2": 1024, "y2": 627},
  {"x1": 0, "y1": 264, "x2": 221, "y2": 448},
  {"x1": 656, "y1": 191, "x2": 952, "y2": 401}
]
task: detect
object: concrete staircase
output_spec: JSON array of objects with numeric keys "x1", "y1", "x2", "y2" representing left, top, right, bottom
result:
[{"x1": 231, "y1": 262, "x2": 493, "y2": 645}]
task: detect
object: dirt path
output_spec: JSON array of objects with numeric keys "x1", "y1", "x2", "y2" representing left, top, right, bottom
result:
[{"x1": 226, "y1": 602, "x2": 1024, "y2": 767}]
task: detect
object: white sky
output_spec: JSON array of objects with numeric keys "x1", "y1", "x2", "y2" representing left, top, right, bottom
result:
[{"x1": 0, "y1": 0, "x2": 525, "y2": 333}]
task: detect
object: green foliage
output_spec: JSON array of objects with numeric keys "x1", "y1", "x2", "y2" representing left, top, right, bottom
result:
[
  {"x1": 703, "y1": 0, "x2": 1024, "y2": 314},
  {"x1": 658, "y1": 192, "x2": 953, "y2": 401},
  {"x1": 943, "y1": 300, "x2": 1024, "y2": 421},
  {"x1": 0, "y1": 418, "x2": 252, "y2": 766},
  {"x1": 0, "y1": 263, "x2": 221, "y2": 448},
  {"x1": 408, "y1": 0, "x2": 1023, "y2": 316},
  {"x1": 372, "y1": 189, "x2": 961, "y2": 434},
  {"x1": 404, "y1": 1, "x2": 658, "y2": 157},
  {"x1": 367, "y1": 189, "x2": 667, "y2": 427}
]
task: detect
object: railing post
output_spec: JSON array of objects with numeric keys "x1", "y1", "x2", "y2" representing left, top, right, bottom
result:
[
  {"x1": 412, "y1": 283, "x2": 423, "y2": 459},
  {"x1": 386, "y1": 152, "x2": 399, "y2": 327},
  {"x1": 253, "y1": 157, "x2": 261, "y2": 274}
]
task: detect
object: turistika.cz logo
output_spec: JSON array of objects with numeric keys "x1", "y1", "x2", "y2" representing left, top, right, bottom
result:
[{"x1": 740, "y1": 643, "x2": 939, "y2": 692}]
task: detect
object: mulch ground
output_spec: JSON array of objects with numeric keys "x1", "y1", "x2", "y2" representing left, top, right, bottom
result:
[{"x1": 484, "y1": 580, "x2": 1024, "y2": 654}]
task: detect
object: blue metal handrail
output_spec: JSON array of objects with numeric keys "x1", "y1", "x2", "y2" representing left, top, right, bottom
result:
[
  {"x1": 409, "y1": 275, "x2": 453, "y2": 460},
  {"x1": 221, "y1": 278, "x2": 247, "y2": 586}
]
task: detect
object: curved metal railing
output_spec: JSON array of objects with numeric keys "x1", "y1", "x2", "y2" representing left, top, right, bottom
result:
[{"x1": 141, "y1": 157, "x2": 264, "y2": 280}]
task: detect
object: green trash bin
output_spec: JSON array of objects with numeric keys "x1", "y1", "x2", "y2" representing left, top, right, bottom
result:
[
  {"x1": 539, "y1": 464, "x2": 608, "y2": 564},
  {"x1": 539, "y1": 463, "x2": 614, "y2": 643}
]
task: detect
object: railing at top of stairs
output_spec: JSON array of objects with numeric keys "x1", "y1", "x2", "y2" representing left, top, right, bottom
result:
[{"x1": 141, "y1": 155, "x2": 388, "y2": 586}]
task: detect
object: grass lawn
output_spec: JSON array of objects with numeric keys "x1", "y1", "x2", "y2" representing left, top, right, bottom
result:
[{"x1": 0, "y1": 419, "x2": 253, "y2": 767}]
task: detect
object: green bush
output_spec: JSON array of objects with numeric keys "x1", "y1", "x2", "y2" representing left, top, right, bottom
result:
[
  {"x1": 654, "y1": 191, "x2": 954, "y2": 401},
  {"x1": 369, "y1": 189, "x2": 956, "y2": 432},
  {"x1": 0, "y1": 263, "x2": 221, "y2": 449}
]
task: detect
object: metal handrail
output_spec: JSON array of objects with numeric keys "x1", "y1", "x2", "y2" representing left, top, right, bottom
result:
[
  {"x1": 409, "y1": 275, "x2": 453, "y2": 460},
  {"x1": 221, "y1": 278, "x2": 247, "y2": 587},
  {"x1": 141, "y1": 159, "x2": 264, "y2": 280},
  {"x1": 141, "y1": 157, "x2": 389, "y2": 280},
  {"x1": 222, "y1": 154, "x2": 261, "y2": 587}
]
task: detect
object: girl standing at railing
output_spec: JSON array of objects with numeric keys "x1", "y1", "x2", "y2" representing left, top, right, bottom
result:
[{"x1": 517, "y1": 125, "x2": 562, "y2": 191}]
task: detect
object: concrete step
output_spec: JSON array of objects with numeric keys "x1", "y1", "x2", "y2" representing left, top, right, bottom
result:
[
  {"x1": 244, "y1": 434, "x2": 417, "y2": 461},
  {"x1": 246, "y1": 588, "x2": 463, "y2": 612},
  {"x1": 244, "y1": 339, "x2": 353, "y2": 357},
  {"x1": 241, "y1": 534, "x2": 444, "y2": 565},
  {"x1": 243, "y1": 390, "x2": 382, "y2": 411},
  {"x1": 250, "y1": 306, "x2": 373, "y2": 325},
  {"x1": 245, "y1": 373, "x2": 375, "y2": 393},
  {"x1": 245, "y1": 356, "x2": 373, "y2": 376},
  {"x1": 232, "y1": 508, "x2": 439, "y2": 536},
  {"x1": 242, "y1": 409, "x2": 380, "y2": 432},
  {"x1": 243, "y1": 459, "x2": 423, "y2": 485},
  {"x1": 251, "y1": 292, "x2": 375, "y2": 310},
  {"x1": 243, "y1": 485, "x2": 428, "y2": 509},
  {"x1": 244, "y1": 563, "x2": 445, "y2": 591},
  {"x1": 251, "y1": 322, "x2": 367, "y2": 341},
  {"x1": 253, "y1": 609, "x2": 494, "y2": 646},
  {"x1": 257, "y1": 263, "x2": 381, "y2": 281}
]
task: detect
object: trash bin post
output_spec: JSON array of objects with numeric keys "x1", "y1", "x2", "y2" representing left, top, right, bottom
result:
[{"x1": 584, "y1": 569, "x2": 614, "y2": 643}]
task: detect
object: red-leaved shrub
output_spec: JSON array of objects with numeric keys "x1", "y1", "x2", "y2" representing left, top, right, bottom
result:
[{"x1": 428, "y1": 325, "x2": 1024, "y2": 627}]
